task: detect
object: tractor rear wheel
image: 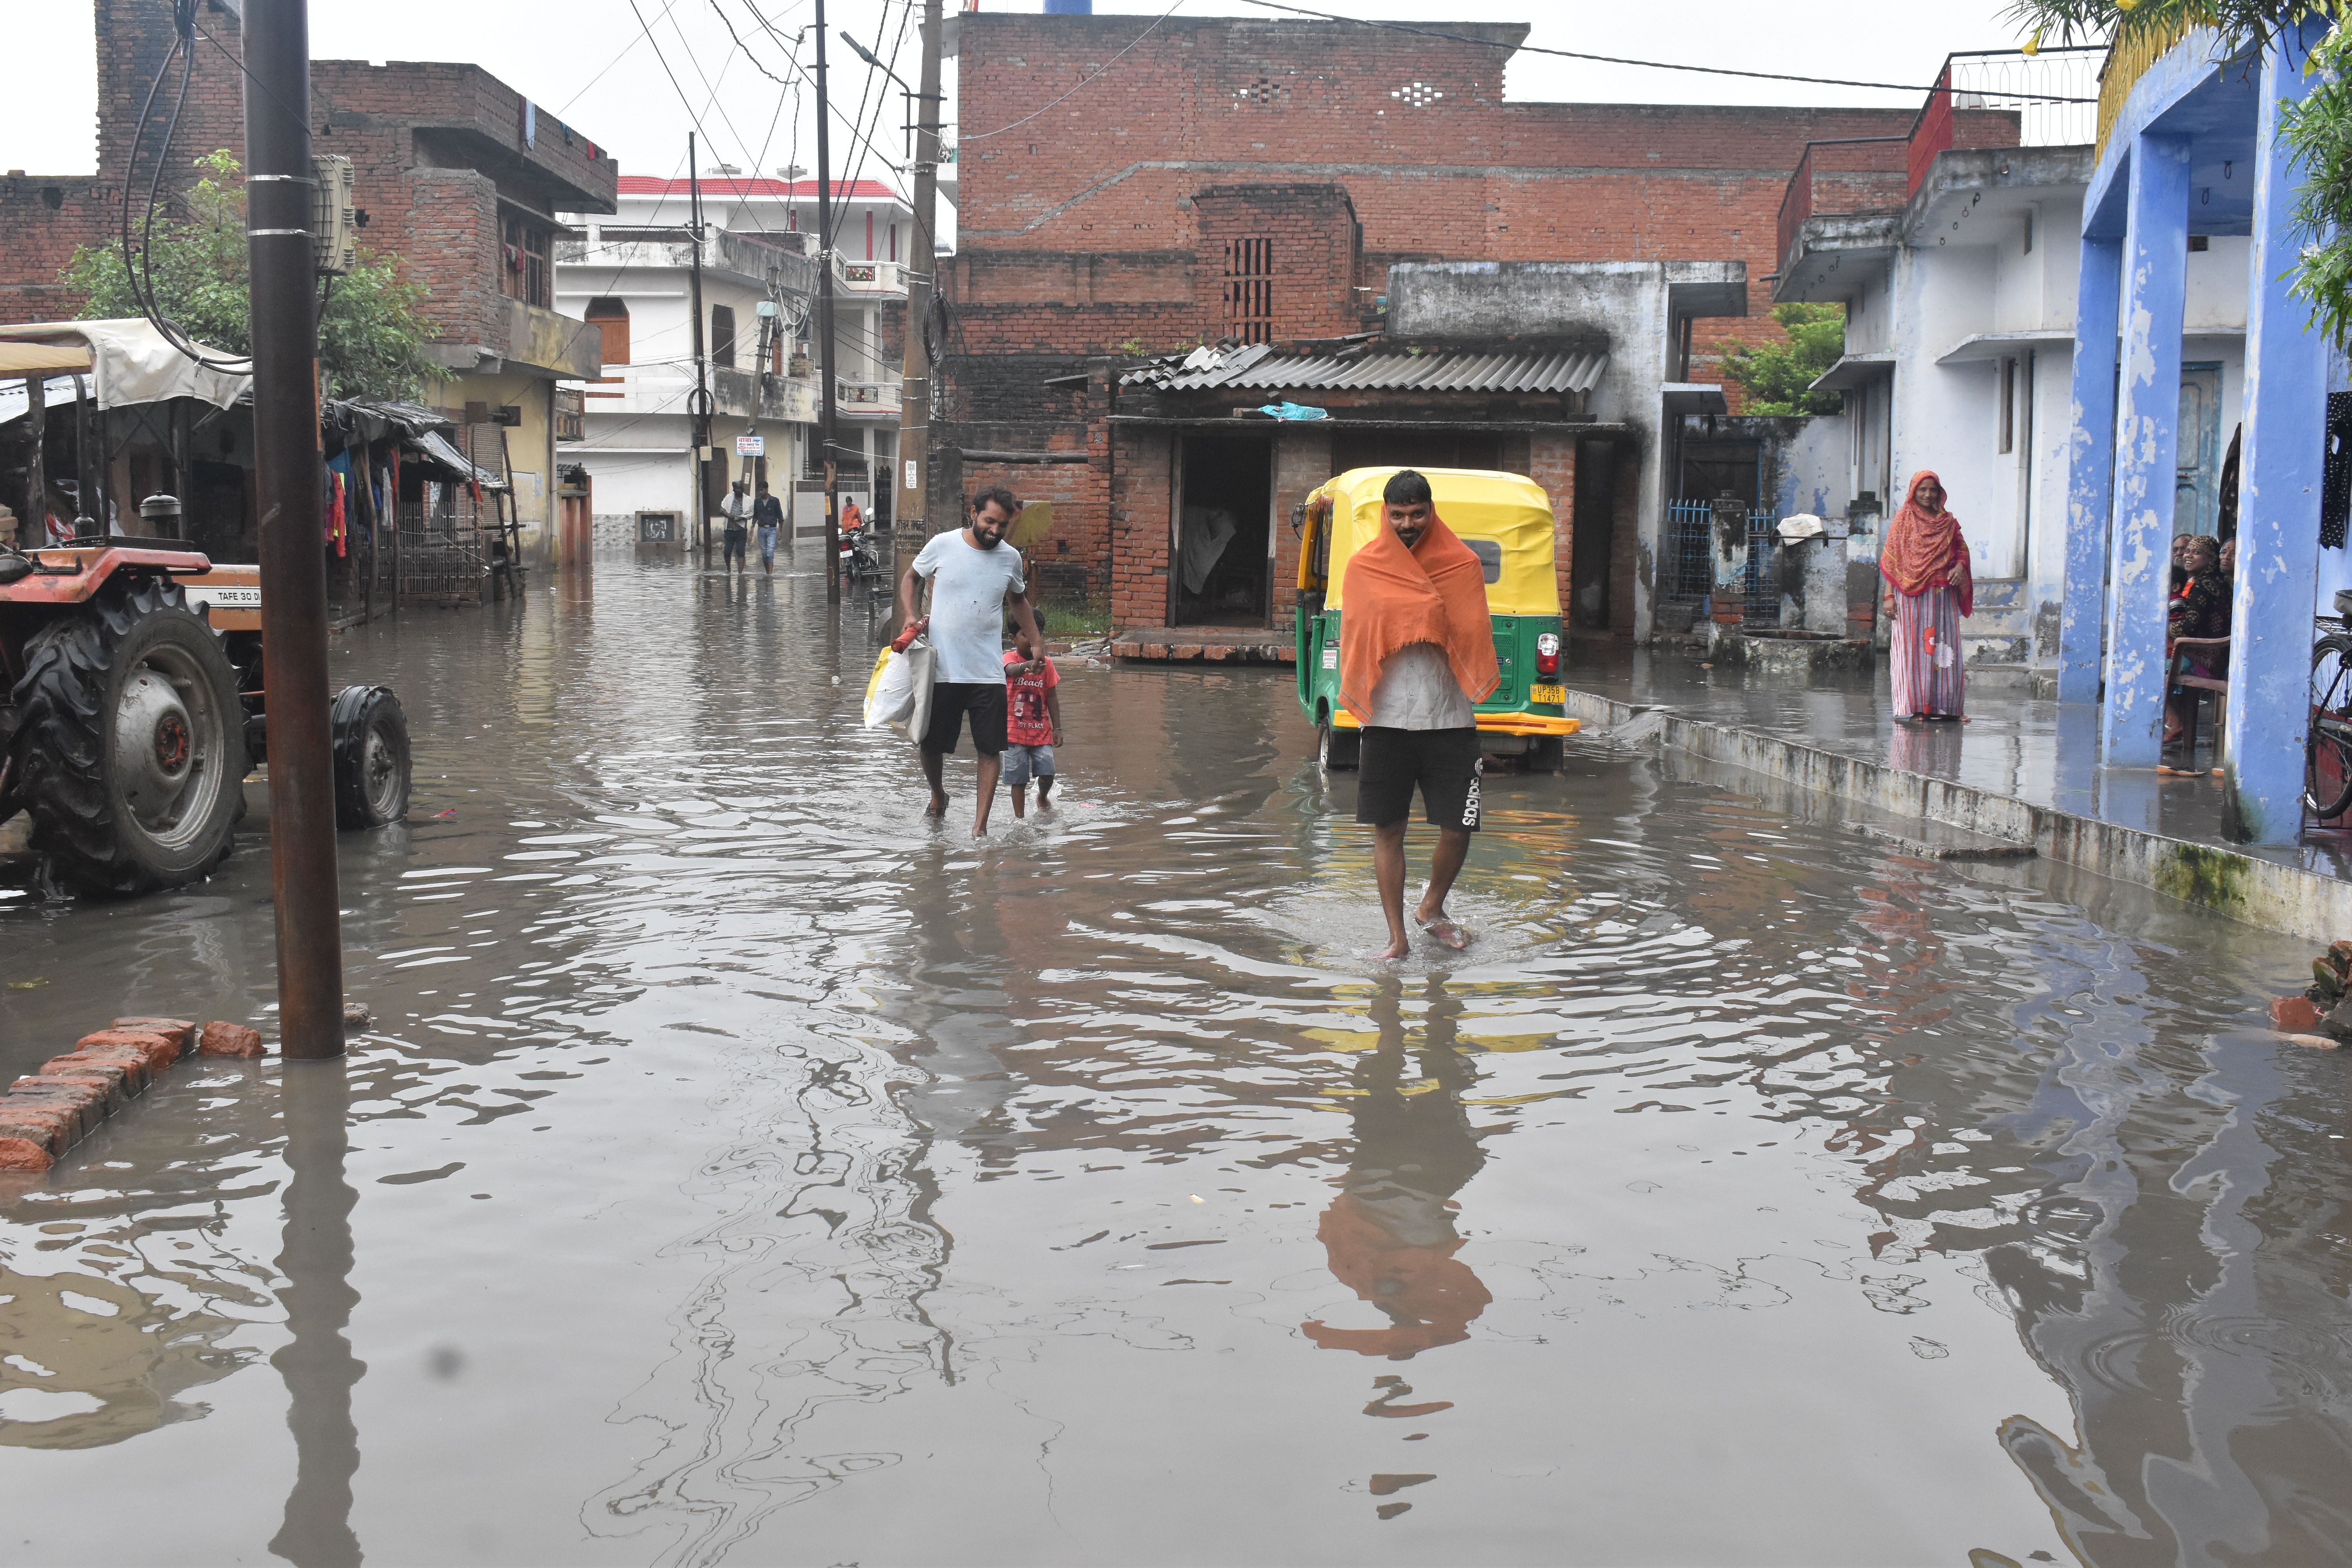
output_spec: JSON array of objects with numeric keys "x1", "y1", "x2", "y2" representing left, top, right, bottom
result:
[
  {"x1": 331, "y1": 684, "x2": 412, "y2": 828},
  {"x1": 10, "y1": 578, "x2": 247, "y2": 895}
]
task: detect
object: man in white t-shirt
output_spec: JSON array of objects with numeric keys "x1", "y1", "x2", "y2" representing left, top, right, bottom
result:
[{"x1": 896, "y1": 486, "x2": 1047, "y2": 837}]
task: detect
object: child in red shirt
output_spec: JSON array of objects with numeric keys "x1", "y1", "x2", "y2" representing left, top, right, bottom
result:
[{"x1": 1001, "y1": 631, "x2": 1063, "y2": 817}]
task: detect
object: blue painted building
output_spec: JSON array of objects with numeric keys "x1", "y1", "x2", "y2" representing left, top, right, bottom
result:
[{"x1": 2063, "y1": 21, "x2": 2343, "y2": 842}]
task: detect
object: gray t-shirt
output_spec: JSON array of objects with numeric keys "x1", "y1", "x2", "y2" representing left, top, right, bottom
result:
[
  {"x1": 1368, "y1": 642, "x2": 1475, "y2": 730},
  {"x1": 913, "y1": 530, "x2": 1027, "y2": 684}
]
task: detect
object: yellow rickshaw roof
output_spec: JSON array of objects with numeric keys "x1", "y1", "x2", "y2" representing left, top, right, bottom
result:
[{"x1": 1317, "y1": 466, "x2": 1559, "y2": 617}]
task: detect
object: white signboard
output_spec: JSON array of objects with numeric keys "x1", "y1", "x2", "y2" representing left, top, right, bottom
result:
[{"x1": 735, "y1": 433, "x2": 765, "y2": 457}]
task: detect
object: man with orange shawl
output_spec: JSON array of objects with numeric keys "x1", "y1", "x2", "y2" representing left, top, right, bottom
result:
[
  {"x1": 1878, "y1": 470, "x2": 1973, "y2": 721},
  {"x1": 1339, "y1": 470, "x2": 1500, "y2": 958}
]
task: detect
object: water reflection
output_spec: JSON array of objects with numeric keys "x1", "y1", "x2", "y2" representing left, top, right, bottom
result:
[
  {"x1": 1302, "y1": 978, "x2": 1492, "y2": 1362},
  {"x1": 269, "y1": 1061, "x2": 363, "y2": 1568}
]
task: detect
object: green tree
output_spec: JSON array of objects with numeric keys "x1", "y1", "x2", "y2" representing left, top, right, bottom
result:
[
  {"x1": 64, "y1": 150, "x2": 439, "y2": 402},
  {"x1": 2004, "y1": 1, "x2": 2352, "y2": 349},
  {"x1": 1720, "y1": 303, "x2": 1846, "y2": 416}
]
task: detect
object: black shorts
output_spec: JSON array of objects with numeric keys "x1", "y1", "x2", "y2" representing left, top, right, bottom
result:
[
  {"x1": 1354, "y1": 726, "x2": 1483, "y2": 831},
  {"x1": 922, "y1": 681, "x2": 1008, "y2": 755}
]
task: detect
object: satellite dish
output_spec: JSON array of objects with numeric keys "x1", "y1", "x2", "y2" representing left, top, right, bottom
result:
[{"x1": 1007, "y1": 500, "x2": 1055, "y2": 551}]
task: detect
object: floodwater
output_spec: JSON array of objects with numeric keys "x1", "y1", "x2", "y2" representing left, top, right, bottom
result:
[{"x1": 2, "y1": 552, "x2": 2350, "y2": 1567}]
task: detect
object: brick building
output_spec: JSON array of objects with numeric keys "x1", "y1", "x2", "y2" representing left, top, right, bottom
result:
[
  {"x1": 936, "y1": 12, "x2": 2021, "y2": 639},
  {"x1": 0, "y1": 0, "x2": 617, "y2": 557}
]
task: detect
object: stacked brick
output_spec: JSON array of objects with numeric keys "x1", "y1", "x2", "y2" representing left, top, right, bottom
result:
[{"x1": 0, "y1": 1018, "x2": 267, "y2": 1173}]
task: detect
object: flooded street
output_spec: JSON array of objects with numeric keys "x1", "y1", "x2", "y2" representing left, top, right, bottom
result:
[{"x1": 3, "y1": 552, "x2": 2350, "y2": 1566}]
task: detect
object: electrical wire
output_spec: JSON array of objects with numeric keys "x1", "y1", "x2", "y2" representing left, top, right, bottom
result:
[
  {"x1": 1227, "y1": 0, "x2": 2098, "y2": 101},
  {"x1": 961, "y1": 0, "x2": 1189, "y2": 142},
  {"x1": 728, "y1": 0, "x2": 917, "y2": 184},
  {"x1": 122, "y1": 0, "x2": 252, "y2": 374},
  {"x1": 557, "y1": 0, "x2": 685, "y2": 115}
]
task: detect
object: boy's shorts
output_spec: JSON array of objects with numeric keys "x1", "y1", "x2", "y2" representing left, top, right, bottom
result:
[
  {"x1": 1003, "y1": 742, "x2": 1055, "y2": 789},
  {"x1": 1354, "y1": 726, "x2": 1482, "y2": 831}
]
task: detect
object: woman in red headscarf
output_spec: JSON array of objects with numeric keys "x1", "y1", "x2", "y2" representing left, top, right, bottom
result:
[{"x1": 1879, "y1": 470, "x2": 1973, "y2": 721}]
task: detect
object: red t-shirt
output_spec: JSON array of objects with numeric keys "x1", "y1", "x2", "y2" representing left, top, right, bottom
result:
[{"x1": 1003, "y1": 651, "x2": 1059, "y2": 746}]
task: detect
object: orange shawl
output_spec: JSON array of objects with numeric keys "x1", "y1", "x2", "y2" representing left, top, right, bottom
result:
[
  {"x1": 1879, "y1": 469, "x2": 1974, "y2": 617},
  {"x1": 1338, "y1": 511, "x2": 1499, "y2": 722}
]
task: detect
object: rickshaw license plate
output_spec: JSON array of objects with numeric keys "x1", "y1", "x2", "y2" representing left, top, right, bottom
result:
[{"x1": 1530, "y1": 682, "x2": 1564, "y2": 704}]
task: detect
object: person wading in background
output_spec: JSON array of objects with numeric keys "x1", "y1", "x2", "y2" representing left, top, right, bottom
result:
[
  {"x1": 1879, "y1": 470, "x2": 1973, "y2": 723},
  {"x1": 720, "y1": 479, "x2": 753, "y2": 575},
  {"x1": 896, "y1": 486, "x2": 1047, "y2": 838},
  {"x1": 1338, "y1": 470, "x2": 1499, "y2": 960},
  {"x1": 753, "y1": 478, "x2": 784, "y2": 573}
]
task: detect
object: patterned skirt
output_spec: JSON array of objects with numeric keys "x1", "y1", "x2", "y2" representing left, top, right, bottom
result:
[{"x1": 1891, "y1": 586, "x2": 1964, "y2": 719}]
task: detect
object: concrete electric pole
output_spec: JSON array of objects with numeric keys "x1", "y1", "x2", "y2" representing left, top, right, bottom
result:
[
  {"x1": 890, "y1": 0, "x2": 943, "y2": 596},
  {"x1": 814, "y1": 0, "x2": 842, "y2": 603},
  {"x1": 242, "y1": 0, "x2": 345, "y2": 1060}
]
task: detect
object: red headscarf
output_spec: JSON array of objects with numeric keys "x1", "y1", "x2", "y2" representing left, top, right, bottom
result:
[{"x1": 1879, "y1": 469, "x2": 1973, "y2": 617}]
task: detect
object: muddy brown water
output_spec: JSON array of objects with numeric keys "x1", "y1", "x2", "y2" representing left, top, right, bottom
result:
[{"x1": 1, "y1": 554, "x2": 2349, "y2": 1566}]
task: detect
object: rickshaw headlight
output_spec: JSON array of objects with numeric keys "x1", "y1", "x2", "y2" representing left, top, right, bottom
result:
[{"x1": 1534, "y1": 632, "x2": 1561, "y2": 677}]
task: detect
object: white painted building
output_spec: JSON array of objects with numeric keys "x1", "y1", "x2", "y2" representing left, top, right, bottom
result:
[
  {"x1": 1779, "y1": 142, "x2": 2248, "y2": 681},
  {"x1": 554, "y1": 175, "x2": 913, "y2": 541}
]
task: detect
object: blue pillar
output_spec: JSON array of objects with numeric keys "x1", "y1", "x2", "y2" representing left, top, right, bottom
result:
[
  {"x1": 2100, "y1": 134, "x2": 2192, "y2": 767},
  {"x1": 2224, "y1": 28, "x2": 2329, "y2": 842},
  {"x1": 2060, "y1": 235, "x2": 2123, "y2": 704}
]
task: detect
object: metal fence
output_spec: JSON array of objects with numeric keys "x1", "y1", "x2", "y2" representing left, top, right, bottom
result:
[
  {"x1": 397, "y1": 499, "x2": 486, "y2": 602},
  {"x1": 1661, "y1": 500, "x2": 1783, "y2": 625}
]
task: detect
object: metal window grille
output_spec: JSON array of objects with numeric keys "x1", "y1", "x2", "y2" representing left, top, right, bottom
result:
[
  {"x1": 1224, "y1": 238, "x2": 1273, "y2": 345},
  {"x1": 1662, "y1": 500, "x2": 1782, "y2": 623}
]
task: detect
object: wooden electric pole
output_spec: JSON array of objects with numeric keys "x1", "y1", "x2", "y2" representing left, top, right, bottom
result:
[
  {"x1": 814, "y1": 0, "x2": 842, "y2": 603},
  {"x1": 242, "y1": 0, "x2": 345, "y2": 1058}
]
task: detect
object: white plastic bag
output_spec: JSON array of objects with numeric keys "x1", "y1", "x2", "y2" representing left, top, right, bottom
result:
[{"x1": 863, "y1": 637, "x2": 935, "y2": 738}]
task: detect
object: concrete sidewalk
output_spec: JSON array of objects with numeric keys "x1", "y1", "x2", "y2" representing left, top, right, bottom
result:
[{"x1": 1561, "y1": 641, "x2": 2352, "y2": 940}]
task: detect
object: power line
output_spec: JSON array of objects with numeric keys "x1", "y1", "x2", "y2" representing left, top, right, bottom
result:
[
  {"x1": 557, "y1": 0, "x2": 684, "y2": 114},
  {"x1": 961, "y1": 0, "x2": 1188, "y2": 142},
  {"x1": 726, "y1": 0, "x2": 916, "y2": 186},
  {"x1": 1225, "y1": 0, "x2": 2098, "y2": 102}
]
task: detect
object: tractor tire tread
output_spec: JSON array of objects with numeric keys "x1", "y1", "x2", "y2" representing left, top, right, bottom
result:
[{"x1": 9, "y1": 578, "x2": 243, "y2": 895}]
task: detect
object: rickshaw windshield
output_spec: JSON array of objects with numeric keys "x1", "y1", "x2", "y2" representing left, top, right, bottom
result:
[{"x1": 1314, "y1": 466, "x2": 1560, "y2": 618}]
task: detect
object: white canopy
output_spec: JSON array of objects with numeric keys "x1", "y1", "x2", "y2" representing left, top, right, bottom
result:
[{"x1": 0, "y1": 319, "x2": 250, "y2": 412}]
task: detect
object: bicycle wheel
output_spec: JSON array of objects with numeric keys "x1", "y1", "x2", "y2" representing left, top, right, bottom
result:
[{"x1": 2306, "y1": 637, "x2": 2352, "y2": 819}]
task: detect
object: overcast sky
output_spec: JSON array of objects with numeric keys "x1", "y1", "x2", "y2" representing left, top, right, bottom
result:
[{"x1": 9, "y1": 0, "x2": 2044, "y2": 194}]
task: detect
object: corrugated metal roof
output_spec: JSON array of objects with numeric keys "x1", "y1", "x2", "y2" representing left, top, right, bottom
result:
[{"x1": 1120, "y1": 343, "x2": 1606, "y2": 396}]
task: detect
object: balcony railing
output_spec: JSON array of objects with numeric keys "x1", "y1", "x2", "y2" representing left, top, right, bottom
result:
[
  {"x1": 833, "y1": 258, "x2": 908, "y2": 296},
  {"x1": 835, "y1": 377, "x2": 902, "y2": 413},
  {"x1": 1909, "y1": 47, "x2": 2104, "y2": 188},
  {"x1": 1777, "y1": 47, "x2": 2101, "y2": 270},
  {"x1": 2095, "y1": 21, "x2": 2196, "y2": 154}
]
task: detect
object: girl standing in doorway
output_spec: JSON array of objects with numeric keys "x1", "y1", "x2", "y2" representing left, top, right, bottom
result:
[{"x1": 1880, "y1": 470, "x2": 1973, "y2": 722}]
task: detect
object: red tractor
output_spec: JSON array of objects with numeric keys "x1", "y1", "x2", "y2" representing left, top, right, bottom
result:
[{"x1": 0, "y1": 541, "x2": 410, "y2": 895}]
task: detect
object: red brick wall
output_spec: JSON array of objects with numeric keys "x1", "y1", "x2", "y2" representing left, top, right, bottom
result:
[
  {"x1": 951, "y1": 15, "x2": 2006, "y2": 377},
  {"x1": 0, "y1": 0, "x2": 617, "y2": 338},
  {"x1": 1111, "y1": 428, "x2": 1175, "y2": 627},
  {"x1": 1192, "y1": 185, "x2": 1360, "y2": 342},
  {"x1": 1525, "y1": 433, "x2": 1577, "y2": 613},
  {"x1": 1271, "y1": 427, "x2": 1334, "y2": 627},
  {"x1": 0, "y1": 178, "x2": 112, "y2": 322}
]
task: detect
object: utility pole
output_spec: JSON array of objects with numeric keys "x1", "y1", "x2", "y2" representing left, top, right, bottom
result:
[
  {"x1": 243, "y1": 0, "x2": 345, "y2": 1059},
  {"x1": 890, "y1": 0, "x2": 943, "y2": 615},
  {"x1": 687, "y1": 135, "x2": 715, "y2": 564},
  {"x1": 814, "y1": 0, "x2": 842, "y2": 603}
]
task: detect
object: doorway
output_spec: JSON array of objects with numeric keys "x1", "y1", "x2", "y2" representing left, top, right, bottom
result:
[
  {"x1": 2176, "y1": 363, "x2": 2223, "y2": 537},
  {"x1": 1570, "y1": 440, "x2": 1619, "y2": 631},
  {"x1": 1175, "y1": 434, "x2": 1273, "y2": 626}
]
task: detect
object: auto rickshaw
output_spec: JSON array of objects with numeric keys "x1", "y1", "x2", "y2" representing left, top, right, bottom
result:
[{"x1": 1294, "y1": 466, "x2": 1578, "y2": 771}]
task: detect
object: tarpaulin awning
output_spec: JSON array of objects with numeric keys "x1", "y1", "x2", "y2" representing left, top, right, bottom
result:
[
  {"x1": 0, "y1": 320, "x2": 250, "y2": 411},
  {"x1": 409, "y1": 428, "x2": 509, "y2": 491}
]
